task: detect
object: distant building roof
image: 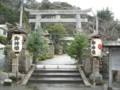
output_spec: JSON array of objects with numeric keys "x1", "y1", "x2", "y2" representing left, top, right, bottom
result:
[
  {"x1": 9, "y1": 26, "x2": 27, "y2": 34},
  {"x1": 61, "y1": 37, "x2": 74, "y2": 41},
  {"x1": 0, "y1": 24, "x2": 8, "y2": 31},
  {"x1": 89, "y1": 31, "x2": 104, "y2": 39},
  {"x1": 103, "y1": 41, "x2": 120, "y2": 47}
]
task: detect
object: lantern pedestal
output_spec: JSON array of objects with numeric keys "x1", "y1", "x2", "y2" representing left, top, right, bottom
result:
[
  {"x1": 12, "y1": 55, "x2": 19, "y2": 73},
  {"x1": 89, "y1": 58, "x2": 103, "y2": 85}
]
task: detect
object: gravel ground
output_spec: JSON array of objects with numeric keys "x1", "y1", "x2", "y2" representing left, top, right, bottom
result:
[
  {"x1": 27, "y1": 83, "x2": 103, "y2": 90},
  {"x1": 0, "y1": 85, "x2": 36, "y2": 90},
  {"x1": 39, "y1": 54, "x2": 75, "y2": 65}
]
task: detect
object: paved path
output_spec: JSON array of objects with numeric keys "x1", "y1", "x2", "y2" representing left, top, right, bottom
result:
[
  {"x1": 0, "y1": 86, "x2": 35, "y2": 90},
  {"x1": 31, "y1": 54, "x2": 104, "y2": 90},
  {"x1": 39, "y1": 54, "x2": 75, "y2": 65},
  {"x1": 0, "y1": 50, "x2": 8, "y2": 85},
  {"x1": 28, "y1": 84, "x2": 103, "y2": 90}
]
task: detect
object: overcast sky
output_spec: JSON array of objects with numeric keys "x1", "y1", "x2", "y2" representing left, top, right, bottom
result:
[{"x1": 36, "y1": 0, "x2": 120, "y2": 20}]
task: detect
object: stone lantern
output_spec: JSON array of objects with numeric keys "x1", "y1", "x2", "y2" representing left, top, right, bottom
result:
[{"x1": 9, "y1": 26, "x2": 27, "y2": 80}]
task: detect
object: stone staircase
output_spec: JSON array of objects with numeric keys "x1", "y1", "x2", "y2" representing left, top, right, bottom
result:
[{"x1": 28, "y1": 65, "x2": 83, "y2": 84}]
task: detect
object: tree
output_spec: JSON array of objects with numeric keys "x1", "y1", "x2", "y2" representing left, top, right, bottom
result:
[
  {"x1": 39, "y1": 0, "x2": 51, "y2": 9},
  {"x1": 0, "y1": 0, "x2": 2, "y2": 6},
  {"x1": 97, "y1": 8, "x2": 120, "y2": 40},
  {"x1": 48, "y1": 23, "x2": 67, "y2": 42},
  {"x1": 97, "y1": 8, "x2": 113, "y2": 21},
  {"x1": 66, "y1": 34, "x2": 89, "y2": 64},
  {"x1": 48, "y1": 23, "x2": 67, "y2": 54},
  {"x1": 0, "y1": 1, "x2": 18, "y2": 24},
  {"x1": 2, "y1": 0, "x2": 20, "y2": 10},
  {"x1": 50, "y1": 1, "x2": 77, "y2": 10},
  {"x1": 26, "y1": 28, "x2": 49, "y2": 63}
]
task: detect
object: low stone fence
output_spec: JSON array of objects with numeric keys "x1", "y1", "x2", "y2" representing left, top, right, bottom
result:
[{"x1": 4, "y1": 47, "x2": 32, "y2": 73}]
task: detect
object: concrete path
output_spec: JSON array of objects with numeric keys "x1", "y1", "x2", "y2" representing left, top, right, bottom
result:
[
  {"x1": 28, "y1": 84, "x2": 103, "y2": 90},
  {"x1": 0, "y1": 86, "x2": 35, "y2": 90},
  {"x1": 0, "y1": 50, "x2": 8, "y2": 85},
  {"x1": 39, "y1": 54, "x2": 75, "y2": 65}
]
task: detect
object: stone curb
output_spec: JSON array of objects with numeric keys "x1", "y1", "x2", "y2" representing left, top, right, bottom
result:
[{"x1": 20, "y1": 64, "x2": 35, "y2": 85}]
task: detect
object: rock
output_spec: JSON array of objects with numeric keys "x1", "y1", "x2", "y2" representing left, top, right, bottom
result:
[
  {"x1": 0, "y1": 72, "x2": 8, "y2": 85},
  {"x1": 3, "y1": 79, "x2": 12, "y2": 86}
]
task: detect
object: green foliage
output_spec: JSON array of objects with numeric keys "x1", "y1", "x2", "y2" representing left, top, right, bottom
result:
[
  {"x1": 1, "y1": 0, "x2": 29, "y2": 26},
  {"x1": 97, "y1": 8, "x2": 113, "y2": 21},
  {"x1": 38, "y1": 55, "x2": 53, "y2": 61},
  {"x1": 50, "y1": 1, "x2": 77, "y2": 10},
  {"x1": 2, "y1": 0, "x2": 20, "y2": 10},
  {"x1": 39, "y1": 0, "x2": 51, "y2": 9},
  {"x1": 26, "y1": 28, "x2": 49, "y2": 58},
  {"x1": 0, "y1": 36, "x2": 7, "y2": 45},
  {"x1": 48, "y1": 23, "x2": 67, "y2": 42},
  {"x1": 4, "y1": 45, "x2": 11, "y2": 55},
  {"x1": 0, "y1": 2, "x2": 18, "y2": 24},
  {"x1": 0, "y1": 0, "x2": 2, "y2": 6},
  {"x1": 66, "y1": 34, "x2": 89, "y2": 63}
]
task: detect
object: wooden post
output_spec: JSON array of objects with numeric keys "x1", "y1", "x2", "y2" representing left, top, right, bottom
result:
[{"x1": 108, "y1": 49, "x2": 113, "y2": 90}]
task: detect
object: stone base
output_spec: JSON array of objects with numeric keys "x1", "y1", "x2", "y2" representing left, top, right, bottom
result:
[
  {"x1": 3, "y1": 79, "x2": 12, "y2": 86},
  {"x1": 89, "y1": 72, "x2": 103, "y2": 82},
  {"x1": 8, "y1": 72, "x2": 22, "y2": 81}
]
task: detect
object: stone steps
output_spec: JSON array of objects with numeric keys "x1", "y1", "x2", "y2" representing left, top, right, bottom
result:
[
  {"x1": 28, "y1": 65, "x2": 83, "y2": 84},
  {"x1": 34, "y1": 69, "x2": 78, "y2": 73},
  {"x1": 32, "y1": 72, "x2": 80, "y2": 77},
  {"x1": 29, "y1": 77, "x2": 83, "y2": 83}
]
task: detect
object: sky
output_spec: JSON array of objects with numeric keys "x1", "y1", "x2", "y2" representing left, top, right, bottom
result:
[{"x1": 36, "y1": 0, "x2": 120, "y2": 20}]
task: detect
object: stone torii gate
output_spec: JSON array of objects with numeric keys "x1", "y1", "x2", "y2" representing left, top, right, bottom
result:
[{"x1": 25, "y1": 8, "x2": 91, "y2": 34}]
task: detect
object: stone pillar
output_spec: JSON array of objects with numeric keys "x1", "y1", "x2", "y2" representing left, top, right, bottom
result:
[
  {"x1": 12, "y1": 55, "x2": 19, "y2": 73},
  {"x1": 90, "y1": 57, "x2": 102, "y2": 84},
  {"x1": 56, "y1": 15, "x2": 61, "y2": 20},
  {"x1": 76, "y1": 14, "x2": 82, "y2": 34},
  {"x1": 93, "y1": 58, "x2": 100, "y2": 73},
  {"x1": 35, "y1": 14, "x2": 41, "y2": 29}
]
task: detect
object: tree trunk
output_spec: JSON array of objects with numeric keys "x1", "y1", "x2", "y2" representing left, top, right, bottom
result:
[
  {"x1": 54, "y1": 43, "x2": 59, "y2": 55},
  {"x1": 33, "y1": 56, "x2": 37, "y2": 64},
  {"x1": 77, "y1": 55, "x2": 82, "y2": 64}
]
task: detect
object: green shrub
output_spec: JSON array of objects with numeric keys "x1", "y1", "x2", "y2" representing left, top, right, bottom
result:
[
  {"x1": 66, "y1": 34, "x2": 89, "y2": 64},
  {"x1": 26, "y1": 28, "x2": 49, "y2": 63},
  {"x1": 38, "y1": 56, "x2": 53, "y2": 61},
  {"x1": 4, "y1": 45, "x2": 11, "y2": 55},
  {"x1": 0, "y1": 36, "x2": 7, "y2": 45}
]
